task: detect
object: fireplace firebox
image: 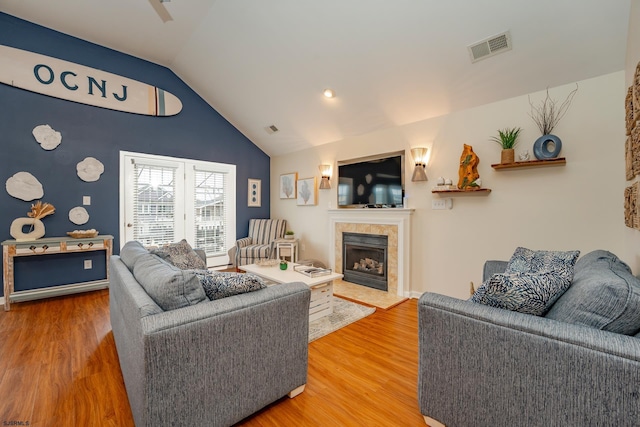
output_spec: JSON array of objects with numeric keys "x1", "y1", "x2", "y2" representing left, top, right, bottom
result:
[{"x1": 342, "y1": 232, "x2": 388, "y2": 291}]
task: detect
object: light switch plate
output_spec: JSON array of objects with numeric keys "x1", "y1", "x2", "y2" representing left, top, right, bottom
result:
[{"x1": 432, "y1": 198, "x2": 453, "y2": 210}]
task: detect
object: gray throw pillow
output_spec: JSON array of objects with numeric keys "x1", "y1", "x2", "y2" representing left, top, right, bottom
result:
[
  {"x1": 133, "y1": 252, "x2": 207, "y2": 311},
  {"x1": 196, "y1": 271, "x2": 266, "y2": 300},
  {"x1": 546, "y1": 250, "x2": 640, "y2": 335},
  {"x1": 150, "y1": 239, "x2": 207, "y2": 270},
  {"x1": 120, "y1": 240, "x2": 150, "y2": 271},
  {"x1": 471, "y1": 247, "x2": 580, "y2": 316}
]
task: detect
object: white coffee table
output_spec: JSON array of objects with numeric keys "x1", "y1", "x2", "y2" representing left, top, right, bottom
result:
[{"x1": 241, "y1": 263, "x2": 343, "y2": 321}]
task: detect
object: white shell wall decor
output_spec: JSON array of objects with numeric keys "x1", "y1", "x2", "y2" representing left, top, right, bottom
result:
[
  {"x1": 32, "y1": 124, "x2": 62, "y2": 150},
  {"x1": 76, "y1": 157, "x2": 104, "y2": 182},
  {"x1": 69, "y1": 206, "x2": 90, "y2": 225},
  {"x1": 5, "y1": 171, "x2": 44, "y2": 201}
]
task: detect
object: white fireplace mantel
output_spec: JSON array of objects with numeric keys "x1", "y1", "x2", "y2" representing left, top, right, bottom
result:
[{"x1": 328, "y1": 208, "x2": 413, "y2": 297}]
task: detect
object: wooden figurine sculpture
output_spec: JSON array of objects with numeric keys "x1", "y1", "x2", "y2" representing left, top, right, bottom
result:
[{"x1": 458, "y1": 144, "x2": 480, "y2": 189}]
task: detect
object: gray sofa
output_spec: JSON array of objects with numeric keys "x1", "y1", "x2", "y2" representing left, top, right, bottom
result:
[
  {"x1": 109, "y1": 241, "x2": 311, "y2": 427},
  {"x1": 418, "y1": 250, "x2": 640, "y2": 427}
]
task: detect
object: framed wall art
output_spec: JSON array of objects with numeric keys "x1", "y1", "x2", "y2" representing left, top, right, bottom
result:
[
  {"x1": 296, "y1": 177, "x2": 317, "y2": 206},
  {"x1": 248, "y1": 178, "x2": 261, "y2": 207},
  {"x1": 280, "y1": 172, "x2": 297, "y2": 199}
]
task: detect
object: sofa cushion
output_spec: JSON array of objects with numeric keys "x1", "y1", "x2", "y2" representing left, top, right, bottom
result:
[
  {"x1": 470, "y1": 270, "x2": 573, "y2": 315},
  {"x1": 132, "y1": 252, "x2": 207, "y2": 311},
  {"x1": 505, "y1": 247, "x2": 580, "y2": 274},
  {"x1": 196, "y1": 271, "x2": 266, "y2": 300},
  {"x1": 149, "y1": 239, "x2": 207, "y2": 270},
  {"x1": 471, "y1": 247, "x2": 580, "y2": 316},
  {"x1": 546, "y1": 250, "x2": 640, "y2": 335},
  {"x1": 120, "y1": 240, "x2": 150, "y2": 271}
]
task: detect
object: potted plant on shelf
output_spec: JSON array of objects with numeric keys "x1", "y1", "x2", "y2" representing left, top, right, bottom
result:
[
  {"x1": 285, "y1": 230, "x2": 295, "y2": 240},
  {"x1": 490, "y1": 127, "x2": 522, "y2": 164}
]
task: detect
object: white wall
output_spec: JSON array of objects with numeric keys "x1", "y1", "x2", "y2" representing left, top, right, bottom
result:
[
  {"x1": 271, "y1": 71, "x2": 629, "y2": 299},
  {"x1": 624, "y1": 0, "x2": 640, "y2": 269}
]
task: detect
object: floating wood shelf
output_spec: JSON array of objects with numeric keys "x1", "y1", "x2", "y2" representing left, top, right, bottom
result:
[
  {"x1": 431, "y1": 188, "x2": 491, "y2": 195},
  {"x1": 491, "y1": 157, "x2": 566, "y2": 170}
]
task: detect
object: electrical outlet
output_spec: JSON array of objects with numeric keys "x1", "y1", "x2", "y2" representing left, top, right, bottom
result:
[
  {"x1": 84, "y1": 259, "x2": 92, "y2": 269},
  {"x1": 83, "y1": 196, "x2": 91, "y2": 205},
  {"x1": 432, "y1": 198, "x2": 453, "y2": 210}
]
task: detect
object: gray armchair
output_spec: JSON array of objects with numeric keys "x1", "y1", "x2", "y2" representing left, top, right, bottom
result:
[{"x1": 235, "y1": 219, "x2": 286, "y2": 266}]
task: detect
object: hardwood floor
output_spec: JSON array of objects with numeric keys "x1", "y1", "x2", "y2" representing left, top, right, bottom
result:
[{"x1": 0, "y1": 290, "x2": 424, "y2": 426}]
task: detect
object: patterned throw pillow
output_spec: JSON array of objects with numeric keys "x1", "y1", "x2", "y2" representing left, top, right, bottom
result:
[
  {"x1": 470, "y1": 247, "x2": 580, "y2": 316},
  {"x1": 196, "y1": 271, "x2": 267, "y2": 300},
  {"x1": 470, "y1": 270, "x2": 572, "y2": 315},
  {"x1": 150, "y1": 239, "x2": 207, "y2": 270},
  {"x1": 505, "y1": 247, "x2": 580, "y2": 274}
]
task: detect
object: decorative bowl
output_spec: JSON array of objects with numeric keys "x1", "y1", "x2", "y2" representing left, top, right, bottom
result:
[{"x1": 67, "y1": 229, "x2": 99, "y2": 238}]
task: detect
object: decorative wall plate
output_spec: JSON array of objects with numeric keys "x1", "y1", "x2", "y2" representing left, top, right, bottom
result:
[
  {"x1": 5, "y1": 171, "x2": 44, "y2": 201},
  {"x1": 77, "y1": 157, "x2": 104, "y2": 182},
  {"x1": 32, "y1": 124, "x2": 62, "y2": 150},
  {"x1": 69, "y1": 206, "x2": 89, "y2": 225}
]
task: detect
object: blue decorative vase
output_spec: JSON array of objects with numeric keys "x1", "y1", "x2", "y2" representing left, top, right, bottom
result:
[{"x1": 533, "y1": 134, "x2": 562, "y2": 159}]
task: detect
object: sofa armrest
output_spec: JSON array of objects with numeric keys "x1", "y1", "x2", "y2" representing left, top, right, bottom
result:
[
  {"x1": 194, "y1": 248, "x2": 206, "y2": 264},
  {"x1": 235, "y1": 237, "x2": 253, "y2": 248},
  {"x1": 482, "y1": 260, "x2": 508, "y2": 281},
  {"x1": 418, "y1": 292, "x2": 640, "y2": 427}
]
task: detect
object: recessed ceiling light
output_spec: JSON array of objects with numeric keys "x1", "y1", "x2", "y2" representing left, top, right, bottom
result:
[{"x1": 323, "y1": 88, "x2": 336, "y2": 98}]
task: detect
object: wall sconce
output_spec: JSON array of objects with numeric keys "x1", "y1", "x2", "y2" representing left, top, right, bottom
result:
[
  {"x1": 411, "y1": 147, "x2": 428, "y2": 182},
  {"x1": 319, "y1": 164, "x2": 332, "y2": 189}
]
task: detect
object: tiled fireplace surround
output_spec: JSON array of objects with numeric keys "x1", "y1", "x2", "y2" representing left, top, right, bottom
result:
[{"x1": 328, "y1": 209, "x2": 413, "y2": 297}]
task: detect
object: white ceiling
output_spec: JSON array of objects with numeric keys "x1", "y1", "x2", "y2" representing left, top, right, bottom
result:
[{"x1": 1, "y1": 0, "x2": 632, "y2": 156}]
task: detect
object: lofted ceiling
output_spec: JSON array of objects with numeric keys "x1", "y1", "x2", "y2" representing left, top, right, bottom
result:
[{"x1": 0, "y1": 0, "x2": 632, "y2": 156}]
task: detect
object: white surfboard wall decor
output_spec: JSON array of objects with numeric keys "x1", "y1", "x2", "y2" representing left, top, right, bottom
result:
[{"x1": 0, "y1": 44, "x2": 182, "y2": 116}]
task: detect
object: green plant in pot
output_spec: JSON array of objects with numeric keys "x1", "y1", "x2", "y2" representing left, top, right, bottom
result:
[
  {"x1": 285, "y1": 230, "x2": 295, "y2": 240},
  {"x1": 490, "y1": 127, "x2": 522, "y2": 164}
]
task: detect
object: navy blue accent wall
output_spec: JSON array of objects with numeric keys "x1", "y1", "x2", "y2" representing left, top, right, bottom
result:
[{"x1": 0, "y1": 14, "x2": 270, "y2": 296}]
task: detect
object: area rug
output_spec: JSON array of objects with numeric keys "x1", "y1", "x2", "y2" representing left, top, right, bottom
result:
[{"x1": 308, "y1": 297, "x2": 376, "y2": 342}]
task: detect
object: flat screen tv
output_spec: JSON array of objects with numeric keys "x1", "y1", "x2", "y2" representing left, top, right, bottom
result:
[{"x1": 337, "y1": 151, "x2": 405, "y2": 208}]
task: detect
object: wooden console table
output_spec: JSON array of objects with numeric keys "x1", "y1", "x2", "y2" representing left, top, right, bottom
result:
[{"x1": 2, "y1": 235, "x2": 113, "y2": 311}]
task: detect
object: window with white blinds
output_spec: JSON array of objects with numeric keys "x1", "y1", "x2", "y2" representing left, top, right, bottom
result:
[
  {"x1": 120, "y1": 151, "x2": 236, "y2": 267},
  {"x1": 192, "y1": 169, "x2": 227, "y2": 255},
  {"x1": 132, "y1": 163, "x2": 178, "y2": 246}
]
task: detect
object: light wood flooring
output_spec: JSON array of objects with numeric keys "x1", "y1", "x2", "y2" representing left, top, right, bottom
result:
[{"x1": 0, "y1": 290, "x2": 424, "y2": 426}]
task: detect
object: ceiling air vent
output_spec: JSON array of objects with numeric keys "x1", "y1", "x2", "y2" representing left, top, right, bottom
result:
[
  {"x1": 468, "y1": 31, "x2": 512, "y2": 63},
  {"x1": 265, "y1": 125, "x2": 279, "y2": 134}
]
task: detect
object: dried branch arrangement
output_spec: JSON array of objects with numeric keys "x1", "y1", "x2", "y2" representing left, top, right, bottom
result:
[
  {"x1": 27, "y1": 201, "x2": 55, "y2": 220},
  {"x1": 528, "y1": 84, "x2": 578, "y2": 135}
]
